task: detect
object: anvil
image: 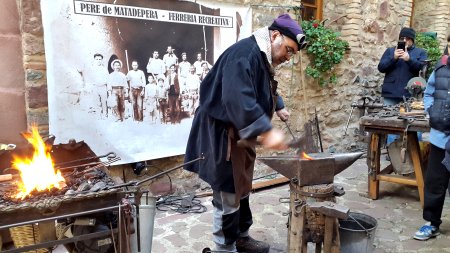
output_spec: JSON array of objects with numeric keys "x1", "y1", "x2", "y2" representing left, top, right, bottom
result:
[{"x1": 257, "y1": 152, "x2": 363, "y2": 186}]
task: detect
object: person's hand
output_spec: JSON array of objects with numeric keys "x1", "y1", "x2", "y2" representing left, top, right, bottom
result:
[
  {"x1": 394, "y1": 49, "x2": 403, "y2": 60},
  {"x1": 259, "y1": 129, "x2": 287, "y2": 150},
  {"x1": 399, "y1": 49, "x2": 410, "y2": 61},
  {"x1": 276, "y1": 108, "x2": 290, "y2": 122}
]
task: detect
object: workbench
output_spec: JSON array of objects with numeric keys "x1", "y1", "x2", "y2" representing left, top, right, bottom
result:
[{"x1": 360, "y1": 115, "x2": 429, "y2": 207}]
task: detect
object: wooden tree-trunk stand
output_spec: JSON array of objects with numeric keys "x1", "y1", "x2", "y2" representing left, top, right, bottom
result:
[{"x1": 288, "y1": 183, "x2": 342, "y2": 253}]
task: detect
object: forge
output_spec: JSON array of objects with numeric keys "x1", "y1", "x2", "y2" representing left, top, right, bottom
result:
[
  {"x1": 0, "y1": 135, "x2": 131, "y2": 253},
  {"x1": 257, "y1": 151, "x2": 363, "y2": 253}
]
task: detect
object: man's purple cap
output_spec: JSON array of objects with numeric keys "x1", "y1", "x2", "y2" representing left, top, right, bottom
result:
[{"x1": 269, "y1": 14, "x2": 305, "y2": 51}]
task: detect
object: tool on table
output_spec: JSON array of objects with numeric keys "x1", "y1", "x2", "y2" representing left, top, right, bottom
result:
[{"x1": 343, "y1": 96, "x2": 384, "y2": 136}]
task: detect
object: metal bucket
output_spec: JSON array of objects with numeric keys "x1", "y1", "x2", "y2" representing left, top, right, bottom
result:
[
  {"x1": 130, "y1": 194, "x2": 157, "y2": 253},
  {"x1": 339, "y1": 212, "x2": 377, "y2": 253}
]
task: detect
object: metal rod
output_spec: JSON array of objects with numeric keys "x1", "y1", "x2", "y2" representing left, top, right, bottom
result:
[
  {"x1": 284, "y1": 121, "x2": 297, "y2": 141},
  {"x1": 0, "y1": 228, "x2": 118, "y2": 253},
  {"x1": 135, "y1": 155, "x2": 205, "y2": 186},
  {"x1": 0, "y1": 204, "x2": 125, "y2": 230},
  {"x1": 315, "y1": 107, "x2": 324, "y2": 152},
  {"x1": 55, "y1": 152, "x2": 117, "y2": 167},
  {"x1": 343, "y1": 104, "x2": 355, "y2": 136}
]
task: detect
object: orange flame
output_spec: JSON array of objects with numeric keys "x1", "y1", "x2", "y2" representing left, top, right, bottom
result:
[
  {"x1": 301, "y1": 152, "x2": 314, "y2": 160},
  {"x1": 12, "y1": 126, "x2": 66, "y2": 200}
]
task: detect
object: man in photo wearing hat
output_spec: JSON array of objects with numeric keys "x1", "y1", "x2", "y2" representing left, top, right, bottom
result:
[
  {"x1": 413, "y1": 54, "x2": 450, "y2": 241},
  {"x1": 184, "y1": 14, "x2": 305, "y2": 252}
]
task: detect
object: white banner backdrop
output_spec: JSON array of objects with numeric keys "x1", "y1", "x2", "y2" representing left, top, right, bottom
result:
[{"x1": 41, "y1": 0, "x2": 252, "y2": 164}]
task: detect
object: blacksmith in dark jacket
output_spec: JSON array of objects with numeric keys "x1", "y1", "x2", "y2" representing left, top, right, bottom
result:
[
  {"x1": 184, "y1": 14, "x2": 305, "y2": 252},
  {"x1": 378, "y1": 27, "x2": 427, "y2": 105}
]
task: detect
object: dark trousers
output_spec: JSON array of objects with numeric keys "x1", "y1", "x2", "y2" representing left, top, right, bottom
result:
[
  {"x1": 212, "y1": 192, "x2": 253, "y2": 246},
  {"x1": 423, "y1": 144, "x2": 449, "y2": 228},
  {"x1": 168, "y1": 94, "x2": 180, "y2": 122}
]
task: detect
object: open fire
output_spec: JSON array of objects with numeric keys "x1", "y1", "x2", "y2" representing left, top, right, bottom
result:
[
  {"x1": 12, "y1": 127, "x2": 66, "y2": 200},
  {"x1": 301, "y1": 152, "x2": 313, "y2": 160}
]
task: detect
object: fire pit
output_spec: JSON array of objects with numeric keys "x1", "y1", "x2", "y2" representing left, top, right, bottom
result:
[
  {"x1": 258, "y1": 151, "x2": 363, "y2": 253},
  {"x1": 0, "y1": 127, "x2": 129, "y2": 252}
]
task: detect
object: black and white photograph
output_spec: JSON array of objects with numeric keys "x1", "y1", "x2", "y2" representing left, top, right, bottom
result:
[{"x1": 41, "y1": 0, "x2": 252, "y2": 163}]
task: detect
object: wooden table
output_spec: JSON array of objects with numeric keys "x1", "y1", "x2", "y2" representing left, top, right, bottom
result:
[{"x1": 360, "y1": 115, "x2": 429, "y2": 207}]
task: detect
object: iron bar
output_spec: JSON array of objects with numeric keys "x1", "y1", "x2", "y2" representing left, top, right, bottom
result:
[
  {"x1": 0, "y1": 228, "x2": 118, "y2": 253},
  {"x1": 284, "y1": 121, "x2": 297, "y2": 141},
  {"x1": 0, "y1": 204, "x2": 126, "y2": 230},
  {"x1": 55, "y1": 152, "x2": 117, "y2": 167},
  {"x1": 315, "y1": 107, "x2": 323, "y2": 152},
  {"x1": 135, "y1": 155, "x2": 205, "y2": 186}
]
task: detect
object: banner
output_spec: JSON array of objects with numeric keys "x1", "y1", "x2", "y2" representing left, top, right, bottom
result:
[{"x1": 41, "y1": 0, "x2": 252, "y2": 164}]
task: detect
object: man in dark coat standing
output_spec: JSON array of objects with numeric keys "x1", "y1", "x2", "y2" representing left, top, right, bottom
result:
[
  {"x1": 378, "y1": 27, "x2": 427, "y2": 105},
  {"x1": 184, "y1": 14, "x2": 306, "y2": 252}
]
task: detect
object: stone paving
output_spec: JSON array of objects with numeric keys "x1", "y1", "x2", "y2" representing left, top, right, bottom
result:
[{"x1": 151, "y1": 156, "x2": 450, "y2": 253}]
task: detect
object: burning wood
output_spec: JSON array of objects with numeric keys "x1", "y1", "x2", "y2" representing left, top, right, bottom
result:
[
  {"x1": 12, "y1": 126, "x2": 66, "y2": 199},
  {"x1": 0, "y1": 129, "x2": 122, "y2": 211}
]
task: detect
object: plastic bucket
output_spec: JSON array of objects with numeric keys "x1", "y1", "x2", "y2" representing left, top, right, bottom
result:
[{"x1": 339, "y1": 212, "x2": 377, "y2": 253}]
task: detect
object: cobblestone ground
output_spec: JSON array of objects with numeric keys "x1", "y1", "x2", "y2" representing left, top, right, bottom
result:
[{"x1": 151, "y1": 155, "x2": 450, "y2": 253}]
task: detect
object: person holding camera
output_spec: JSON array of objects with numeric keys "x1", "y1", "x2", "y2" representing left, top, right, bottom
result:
[
  {"x1": 378, "y1": 27, "x2": 428, "y2": 105},
  {"x1": 378, "y1": 27, "x2": 428, "y2": 146}
]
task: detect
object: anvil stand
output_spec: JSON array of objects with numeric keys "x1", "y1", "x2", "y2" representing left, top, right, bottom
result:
[
  {"x1": 258, "y1": 152, "x2": 362, "y2": 253},
  {"x1": 288, "y1": 180, "x2": 349, "y2": 253}
]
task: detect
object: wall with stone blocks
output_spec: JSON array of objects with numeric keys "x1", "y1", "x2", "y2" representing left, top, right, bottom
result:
[{"x1": 412, "y1": 0, "x2": 450, "y2": 51}]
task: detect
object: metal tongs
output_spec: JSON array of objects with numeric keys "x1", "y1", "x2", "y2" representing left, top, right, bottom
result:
[{"x1": 109, "y1": 155, "x2": 205, "y2": 190}]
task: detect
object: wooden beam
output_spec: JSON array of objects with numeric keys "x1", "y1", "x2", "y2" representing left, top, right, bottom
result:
[{"x1": 195, "y1": 176, "x2": 290, "y2": 198}]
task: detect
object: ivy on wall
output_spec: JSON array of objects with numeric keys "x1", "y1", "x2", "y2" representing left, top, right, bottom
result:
[{"x1": 301, "y1": 20, "x2": 349, "y2": 87}]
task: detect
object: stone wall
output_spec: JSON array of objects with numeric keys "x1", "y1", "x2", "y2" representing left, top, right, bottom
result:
[
  {"x1": 0, "y1": 0, "x2": 27, "y2": 146},
  {"x1": 9, "y1": 0, "x2": 450, "y2": 194},
  {"x1": 412, "y1": 0, "x2": 450, "y2": 51}
]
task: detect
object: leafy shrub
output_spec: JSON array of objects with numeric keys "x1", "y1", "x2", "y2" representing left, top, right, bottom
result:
[
  {"x1": 301, "y1": 20, "x2": 349, "y2": 86},
  {"x1": 415, "y1": 33, "x2": 441, "y2": 78}
]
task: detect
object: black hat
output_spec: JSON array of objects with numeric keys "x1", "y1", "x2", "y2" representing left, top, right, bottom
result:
[{"x1": 399, "y1": 27, "x2": 416, "y2": 41}]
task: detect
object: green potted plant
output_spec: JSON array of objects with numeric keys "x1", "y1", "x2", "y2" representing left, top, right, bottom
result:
[
  {"x1": 301, "y1": 20, "x2": 349, "y2": 86},
  {"x1": 415, "y1": 32, "x2": 441, "y2": 79}
]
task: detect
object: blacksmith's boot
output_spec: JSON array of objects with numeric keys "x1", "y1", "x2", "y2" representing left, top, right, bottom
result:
[{"x1": 235, "y1": 236, "x2": 270, "y2": 253}]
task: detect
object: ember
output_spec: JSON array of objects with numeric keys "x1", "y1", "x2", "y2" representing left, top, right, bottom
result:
[
  {"x1": 12, "y1": 126, "x2": 66, "y2": 200},
  {"x1": 301, "y1": 152, "x2": 313, "y2": 160}
]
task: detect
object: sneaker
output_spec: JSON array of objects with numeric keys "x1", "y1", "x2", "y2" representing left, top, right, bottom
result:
[
  {"x1": 236, "y1": 236, "x2": 270, "y2": 253},
  {"x1": 413, "y1": 223, "x2": 440, "y2": 241}
]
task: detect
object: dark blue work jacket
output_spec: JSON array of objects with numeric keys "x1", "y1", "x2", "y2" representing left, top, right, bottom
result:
[
  {"x1": 184, "y1": 35, "x2": 284, "y2": 198},
  {"x1": 378, "y1": 45, "x2": 427, "y2": 99}
]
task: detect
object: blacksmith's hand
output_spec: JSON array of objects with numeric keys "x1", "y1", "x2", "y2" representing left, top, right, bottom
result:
[
  {"x1": 260, "y1": 129, "x2": 287, "y2": 150},
  {"x1": 276, "y1": 108, "x2": 290, "y2": 122}
]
